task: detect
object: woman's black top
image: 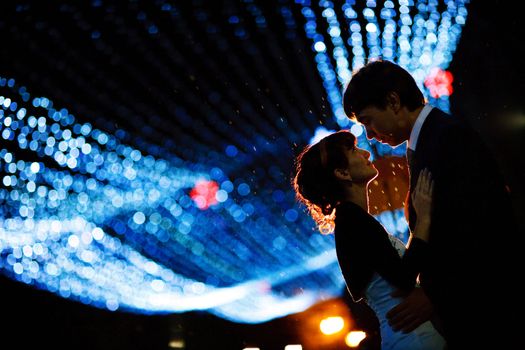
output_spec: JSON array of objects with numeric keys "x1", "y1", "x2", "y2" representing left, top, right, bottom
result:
[{"x1": 334, "y1": 201, "x2": 429, "y2": 302}]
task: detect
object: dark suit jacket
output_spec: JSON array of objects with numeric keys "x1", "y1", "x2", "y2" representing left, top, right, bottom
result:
[{"x1": 405, "y1": 108, "x2": 523, "y2": 348}]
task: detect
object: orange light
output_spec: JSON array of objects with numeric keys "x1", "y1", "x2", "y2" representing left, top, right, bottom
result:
[
  {"x1": 168, "y1": 339, "x2": 185, "y2": 349},
  {"x1": 284, "y1": 345, "x2": 303, "y2": 350},
  {"x1": 345, "y1": 331, "x2": 367, "y2": 347},
  {"x1": 319, "y1": 316, "x2": 344, "y2": 335}
]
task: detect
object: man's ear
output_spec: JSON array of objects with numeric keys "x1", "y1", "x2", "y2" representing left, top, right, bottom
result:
[
  {"x1": 333, "y1": 168, "x2": 352, "y2": 181},
  {"x1": 387, "y1": 92, "x2": 401, "y2": 113}
]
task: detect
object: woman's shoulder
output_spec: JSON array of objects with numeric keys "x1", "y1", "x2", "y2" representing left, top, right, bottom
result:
[
  {"x1": 335, "y1": 202, "x2": 381, "y2": 230},
  {"x1": 335, "y1": 201, "x2": 368, "y2": 218},
  {"x1": 334, "y1": 202, "x2": 385, "y2": 240}
]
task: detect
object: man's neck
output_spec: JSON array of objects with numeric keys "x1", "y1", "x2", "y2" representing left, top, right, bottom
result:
[{"x1": 407, "y1": 105, "x2": 425, "y2": 132}]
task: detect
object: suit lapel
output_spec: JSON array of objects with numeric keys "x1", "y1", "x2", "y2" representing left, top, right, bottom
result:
[{"x1": 405, "y1": 108, "x2": 443, "y2": 228}]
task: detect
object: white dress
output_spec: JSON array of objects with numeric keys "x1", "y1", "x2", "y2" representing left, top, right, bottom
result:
[{"x1": 364, "y1": 235, "x2": 447, "y2": 350}]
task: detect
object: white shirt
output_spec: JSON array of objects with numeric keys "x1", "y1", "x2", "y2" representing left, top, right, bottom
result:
[{"x1": 407, "y1": 104, "x2": 433, "y2": 152}]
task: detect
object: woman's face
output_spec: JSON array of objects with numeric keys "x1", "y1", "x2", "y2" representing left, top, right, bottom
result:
[{"x1": 342, "y1": 142, "x2": 378, "y2": 184}]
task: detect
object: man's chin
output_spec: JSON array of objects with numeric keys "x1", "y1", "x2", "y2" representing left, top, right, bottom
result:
[
  {"x1": 385, "y1": 138, "x2": 403, "y2": 147},
  {"x1": 375, "y1": 137, "x2": 401, "y2": 147},
  {"x1": 391, "y1": 142, "x2": 408, "y2": 150},
  {"x1": 381, "y1": 140, "x2": 398, "y2": 147}
]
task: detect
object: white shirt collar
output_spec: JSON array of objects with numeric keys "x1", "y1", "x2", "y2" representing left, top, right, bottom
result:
[{"x1": 407, "y1": 104, "x2": 433, "y2": 151}]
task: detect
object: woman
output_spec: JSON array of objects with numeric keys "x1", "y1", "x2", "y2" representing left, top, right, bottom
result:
[{"x1": 293, "y1": 130, "x2": 445, "y2": 350}]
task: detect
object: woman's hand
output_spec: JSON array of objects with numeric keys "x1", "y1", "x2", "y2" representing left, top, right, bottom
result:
[{"x1": 411, "y1": 168, "x2": 434, "y2": 241}]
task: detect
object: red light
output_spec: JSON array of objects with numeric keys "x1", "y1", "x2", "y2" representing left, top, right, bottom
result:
[
  {"x1": 190, "y1": 180, "x2": 219, "y2": 209},
  {"x1": 424, "y1": 67, "x2": 454, "y2": 98}
]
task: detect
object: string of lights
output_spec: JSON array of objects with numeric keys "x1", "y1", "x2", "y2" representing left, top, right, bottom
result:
[{"x1": 0, "y1": 0, "x2": 469, "y2": 324}]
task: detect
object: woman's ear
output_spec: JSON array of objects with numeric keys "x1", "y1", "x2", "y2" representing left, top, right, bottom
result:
[{"x1": 333, "y1": 168, "x2": 352, "y2": 182}]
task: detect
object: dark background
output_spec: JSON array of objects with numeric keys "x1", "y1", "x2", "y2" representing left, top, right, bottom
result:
[
  {"x1": 1, "y1": 0, "x2": 524, "y2": 349},
  {"x1": 448, "y1": 0, "x2": 525, "y2": 230}
]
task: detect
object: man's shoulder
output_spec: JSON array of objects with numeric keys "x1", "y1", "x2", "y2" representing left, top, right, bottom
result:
[
  {"x1": 424, "y1": 109, "x2": 492, "y2": 158},
  {"x1": 427, "y1": 107, "x2": 459, "y2": 126},
  {"x1": 425, "y1": 108, "x2": 473, "y2": 136},
  {"x1": 418, "y1": 108, "x2": 453, "y2": 141}
]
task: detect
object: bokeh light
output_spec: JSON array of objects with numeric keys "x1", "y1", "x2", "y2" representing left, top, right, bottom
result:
[{"x1": 0, "y1": 0, "x2": 470, "y2": 324}]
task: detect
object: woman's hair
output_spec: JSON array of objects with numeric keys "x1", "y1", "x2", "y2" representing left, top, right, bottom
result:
[{"x1": 293, "y1": 130, "x2": 356, "y2": 234}]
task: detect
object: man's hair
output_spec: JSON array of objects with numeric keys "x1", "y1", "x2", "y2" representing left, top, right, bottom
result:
[{"x1": 343, "y1": 60, "x2": 425, "y2": 119}]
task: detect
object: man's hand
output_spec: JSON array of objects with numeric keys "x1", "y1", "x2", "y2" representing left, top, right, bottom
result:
[{"x1": 386, "y1": 288, "x2": 433, "y2": 333}]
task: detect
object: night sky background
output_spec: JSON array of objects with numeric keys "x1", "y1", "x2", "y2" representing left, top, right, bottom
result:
[{"x1": 1, "y1": 0, "x2": 524, "y2": 349}]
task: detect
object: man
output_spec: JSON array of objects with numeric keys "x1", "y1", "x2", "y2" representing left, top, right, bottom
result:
[{"x1": 342, "y1": 60, "x2": 522, "y2": 348}]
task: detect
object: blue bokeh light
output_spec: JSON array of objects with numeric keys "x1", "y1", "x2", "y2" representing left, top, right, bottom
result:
[{"x1": 0, "y1": 0, "x2": 470, "y2": 324}]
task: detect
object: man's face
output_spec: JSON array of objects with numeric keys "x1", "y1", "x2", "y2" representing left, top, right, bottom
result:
[{"x1": 355, "y1": 105, "x2": 408, "y2": 147}]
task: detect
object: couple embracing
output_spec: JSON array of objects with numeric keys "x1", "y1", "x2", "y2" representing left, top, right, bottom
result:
[{"x1": 293, "y1": 60, "x2": 522, "y2": 349}]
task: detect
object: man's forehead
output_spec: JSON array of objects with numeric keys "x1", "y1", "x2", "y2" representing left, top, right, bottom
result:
[
  {"x1": 357, "y1": 106, "x2": 380, "y2": 118},
  {"x1": 355, "y1": 111, "x2": 370, "y2": 120}
]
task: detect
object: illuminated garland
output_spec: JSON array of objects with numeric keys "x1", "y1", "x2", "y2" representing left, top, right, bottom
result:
[{"x1": 0, "y1": 0, "x2": 468, "y2": 323}]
